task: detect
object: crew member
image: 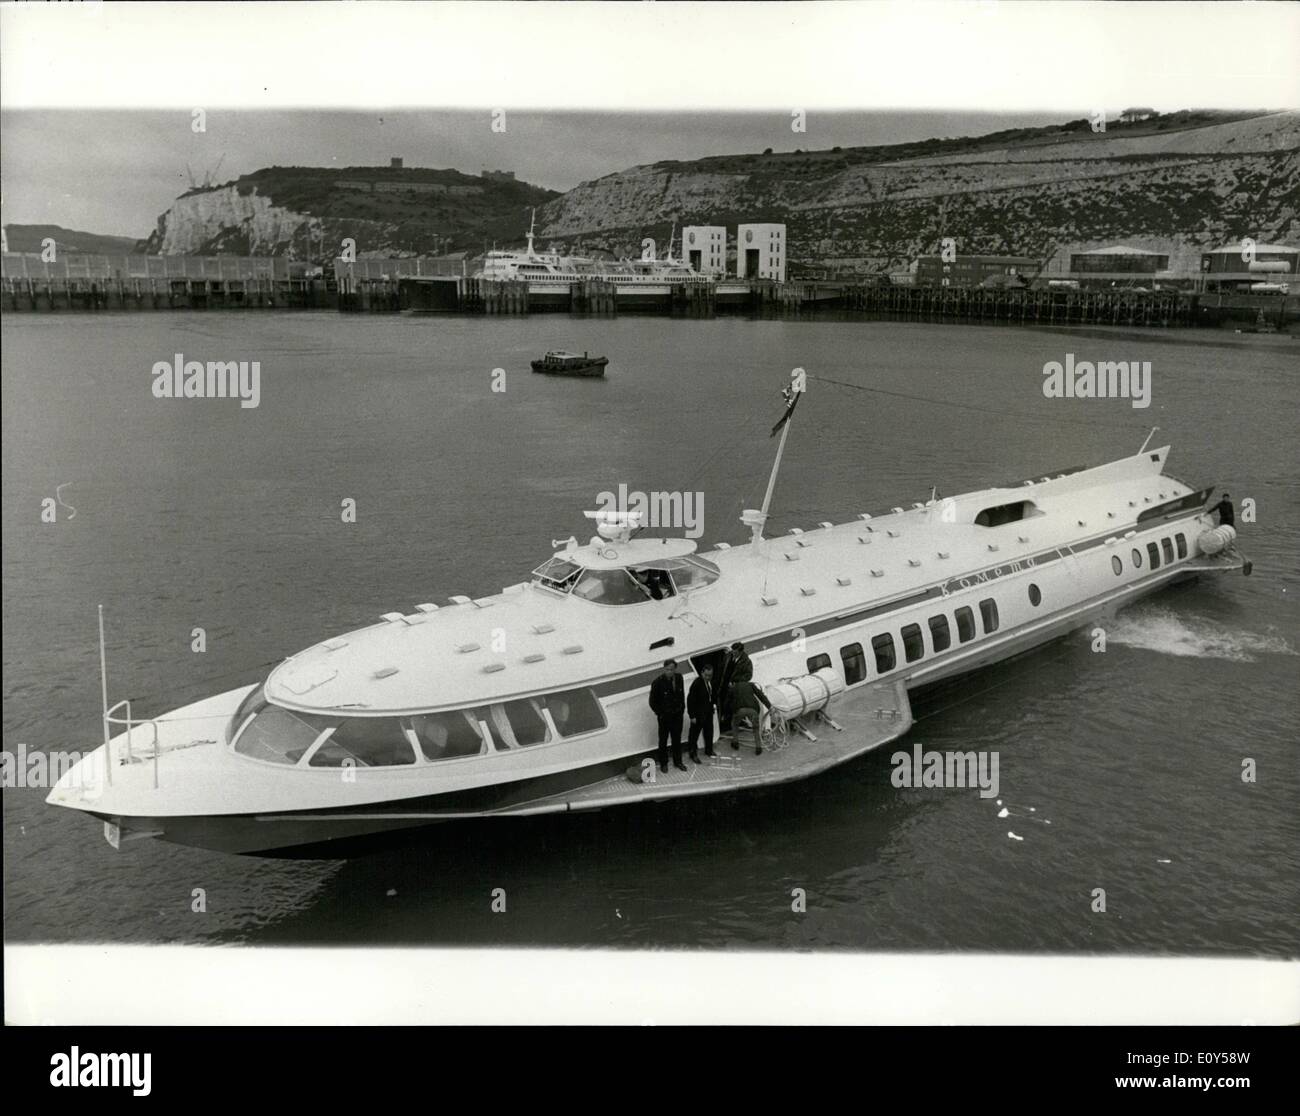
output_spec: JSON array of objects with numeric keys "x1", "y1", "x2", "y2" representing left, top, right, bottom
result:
[
  {"x1": 648, "y1": 658, "x2": 687, "y2": 772},
  {"x1": 731, "y1": 676, "x2": 772, "y2": 757},
  {"x1": 718, "y1": 641, "x2": 753, "y2": 736},
  {"x1": 686, "y1": 663, "x2": 717, "y2": 762},
  {"x1": 1212, "y1": 491, "x2": 1235, "y2": 528}
]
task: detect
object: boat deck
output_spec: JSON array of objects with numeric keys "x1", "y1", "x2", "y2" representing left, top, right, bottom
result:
[{"x1": 499, "y1": 679, "x2": 912, "y2": 816}]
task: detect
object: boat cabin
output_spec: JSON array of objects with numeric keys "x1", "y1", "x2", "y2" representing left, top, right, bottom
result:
[{"x1": 531, "y1": 537, "x2": 721, "y2": 605}]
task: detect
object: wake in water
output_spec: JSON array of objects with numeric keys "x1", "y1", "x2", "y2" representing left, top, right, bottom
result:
[{"x1": 1104, "y1": 607, "x2": 1296, "y2": 662}]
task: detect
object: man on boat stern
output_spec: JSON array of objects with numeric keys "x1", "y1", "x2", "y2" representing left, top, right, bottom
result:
[{"x1": 649, "y1": 659, "x2": 687, "y2": 773}]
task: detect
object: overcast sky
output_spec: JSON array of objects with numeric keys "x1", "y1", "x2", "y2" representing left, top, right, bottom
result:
[{"x1": 1, "y1": 109, "x2": 1070, "y2": 238}]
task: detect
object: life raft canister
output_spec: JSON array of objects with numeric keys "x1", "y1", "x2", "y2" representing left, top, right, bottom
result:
[
  {"x1": 765, "y1": 667, "x2": 846, "y2": 719},
  {"x1": 1197, "y1": 524, "x2": 1237, "y2": 555}
]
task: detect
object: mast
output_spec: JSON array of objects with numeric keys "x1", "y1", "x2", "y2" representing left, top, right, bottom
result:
[
  {"x1": 525, "y1": 208, "x2": 536, "y2": 259},
  {"x1": 742, "y1": 370, "x2": 805, "y2": 544}
]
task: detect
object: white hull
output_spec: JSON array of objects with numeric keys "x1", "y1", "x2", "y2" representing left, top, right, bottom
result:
[{"x1": 47, "y1": 444, "x2": 1245, "y2": 855}]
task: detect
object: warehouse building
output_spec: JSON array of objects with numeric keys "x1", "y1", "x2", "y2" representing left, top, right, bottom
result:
[
  {"x1": 915, "y1": 254, "x2": 1036, "y2": 288},
  {"x1": 681, "y1": 226, "x2": 727, "y2": 277},
  {"x1": 736, "y1": 223, "x2": 786, "y2": 282}
]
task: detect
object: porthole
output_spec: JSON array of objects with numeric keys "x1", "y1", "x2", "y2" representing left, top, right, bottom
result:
[
  {"x1": 1112, "y1": 555, "x2": 1123, "y2": 575},
  {"x1": 1132, "y1": 547, "x2": 1143, "y2": 569},
  {"x1": 1028, "y1": 583, "x2": 1042, "y2": 607}
]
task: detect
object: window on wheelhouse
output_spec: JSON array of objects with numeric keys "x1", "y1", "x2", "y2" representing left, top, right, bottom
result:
[
  {"x1": 544, "y1": 688, "x2": 607, "y2": 737},
  {"x1": 929, "y1": 614, "x2": 952, "y2": 652},
  {"x1": 661, "y1": 556, "x2": 721, "y2": 593},
  {"x1": 872, "y1": 633, "x2": 896, "y2": 673},
  {"x1": 410, "y1": 710, "x2": 486, "y2": 761},
  {"x1": 234, "y1": 704, "x2": 336, "y2": 765},
  {"x1": 1161, "y1": 538, "x2": 1175, "y2": 564},
  {"x1": 531, "y1": 557, "x2": 583, "y2": 594},
  {"x1": 955, "y1": 606, "x2": 976, "y2": 643},
  {"x1": 840, "y1": 643, "x2": 867, "y2": 684},
  {"x1": 228, "y1": 684, "x2": 268, "y2": 744},
  {"x1": 1175, "y1": 533, "x2": 1188, "y2": 559},
  {"x1": 572, "y1": 567, "x2": 654, "y2": 605},
  {"x1": 979, "y1": 598, "x2": 999, "y2": 634},
  {"x1": 309, "y1": 718, "x2": 417, "y2": 767},
  {"x1": 901, "y1": 624, "x2": 925, "y2": 663},
  {"x1": 1147, "y1": 542, "x2": 1161, "y2": 569},
  {"x1": 807, "y1": 652, "x2": 832, "y2": 674}
]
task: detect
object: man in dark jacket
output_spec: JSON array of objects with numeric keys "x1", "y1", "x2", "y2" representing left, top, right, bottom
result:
[
  {"x1": 731, "y1": 677, "x2": 772, "y2": 757},
  {"x1": 686, "y1": 663, "x2": 717, "y2": 762},
  {"x1": 648, "y1": 659, "x2": 687, "y2": 772},
  {"x1": 717, "y1": 642, "x2": 753, "y2": 735},
  {"x1": 1213, "y1": 492, "x2": 1235, "y2": 528}
]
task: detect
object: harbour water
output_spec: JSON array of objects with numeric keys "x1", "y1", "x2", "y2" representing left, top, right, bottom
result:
[{"x1": 2, "y1": 312, "x2": 1297, "y2": 954}]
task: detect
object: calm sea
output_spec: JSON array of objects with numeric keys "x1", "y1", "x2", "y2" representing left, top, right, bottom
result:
[{"x1": 3, "y1": 311, "x2": 1297, "y2": 954}]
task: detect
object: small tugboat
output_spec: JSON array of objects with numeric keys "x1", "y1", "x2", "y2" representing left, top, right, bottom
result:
[{"x1": 530, "y1": 350, "x2": 609, "y2": 377}]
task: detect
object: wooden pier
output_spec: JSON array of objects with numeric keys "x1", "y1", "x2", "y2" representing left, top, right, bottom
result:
[{"x1": 6, "y1": 250, "x2": 1293, "y2": 329}]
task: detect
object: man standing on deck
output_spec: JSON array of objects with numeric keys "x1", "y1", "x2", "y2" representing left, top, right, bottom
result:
[
  {"x1": 717, "y1": 641, "x2": 753, "y2": 737},
  {"x1": 686, "y1": 663, "x2": 717, "y2": 762},
  {"x1": 731, "y1": 677, "x2": 772, "y2": 757},
  {"x1": 649, "y1": 659, "x2": 687, "y2": 773},
  {"x1": 1212, "y1": 492, "x2": 1235, "y2": 528}
]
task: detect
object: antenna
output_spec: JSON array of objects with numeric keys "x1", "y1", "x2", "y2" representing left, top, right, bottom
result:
[{"x1": 1138, "y1": 426, "x2": 1160, "y2": 454}]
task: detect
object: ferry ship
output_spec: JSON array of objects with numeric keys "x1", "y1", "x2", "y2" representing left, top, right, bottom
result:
[
  {"x1": 47, "y1": 375, "x2": 1250, "y2": 855},
  {"x1": 476, "y1": 211, "x2": 714, "y2": 300}
]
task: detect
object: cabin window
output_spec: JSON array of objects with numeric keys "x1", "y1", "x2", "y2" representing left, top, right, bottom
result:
[
  {"x1": 662, "y1": 556, "x2": 722, "y2": 592},
  {"x1": 1028, "y1": 583, "x2": 1042, "y2": 607},
  {"x1": 544, "y1": 688, "x2": 607, "y2": 737},
  {"x1": 234, "y1": 705, "x2": 335, "y2": 764},
  {"x1": 1176, "y1": 533, "x2": 1188, "y2": 559},
  {"x1": 572, "y1": 567, "x2": 653, "y2": 606},
  {"x1": 979, "y1": 598, "x2": 999, "y2": 634},
  {"x1": 532, "y1": 556, "x2": 582, "y2": 594},
  {"x1": 1147, "y1": 542, "x2": 1161, "y2": 569},
  {"x1": 807, "y1": 653, "x2": 832, "y2": 674},
  {"x1": 410, "y1": 710, "x2": 485, "y2": 761},
  {"x1": 629, "y1": 567, "x2": 676, "y2": 600},
  {"x1": 901, "y1": 624, "x2": 925, "y2": 663},
  {"x1": 928, "y1": 614, "x2": 952, "y2": 652},
  {"x1": 872, "y1": 633, "x2": 896, "y2": 673},
  {"x1": 955, "y1": 606, "x2": 976, "y2": 643},
  {"x1": 309, "y1": 717, "x2": 417, "y2": 767},
  {"x1": 840, "y1": 643, "x2": 867, "y2": 685},
  {"x1": 1132, "y1": 547, "x2": 1143, "y2": 569},
  {"x1": 1161, "y1": 538, "x2": 1175, "y2": 564},
  {"x1": 490, "y1": 699, "x2": 552, "y2": 748},
  {"x1": 1112, "y1": 555, "x2": 1123, "y2": 575},
  {"x1": 974, "y1": 500, "x2": 1039, "y2": 527},
  {"x1": 228, "y1": 684, "x2": 268, "y2": 743}
]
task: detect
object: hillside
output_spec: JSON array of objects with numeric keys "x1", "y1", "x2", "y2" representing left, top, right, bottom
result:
[
  {"x1": 3, "y1": 224, "x2": 141, "y2": 255},
  {"x1": 535, "y1": 110, "x2": 1300, "y2": 274},
  {"x1": 143, "y1": 165, "x2": 558, "y2": 258}
]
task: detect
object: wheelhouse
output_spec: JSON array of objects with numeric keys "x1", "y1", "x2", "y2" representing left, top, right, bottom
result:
[{"x1": 530, "y1": 553, "x2": 721, "y2": 604}]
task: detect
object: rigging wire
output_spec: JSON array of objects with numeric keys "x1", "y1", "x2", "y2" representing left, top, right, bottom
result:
[{"x1": 807, "y1": 373, "x2": 1150, "y2": 431}]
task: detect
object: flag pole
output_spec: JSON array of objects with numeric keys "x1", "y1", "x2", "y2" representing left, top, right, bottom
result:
[{"x1": 743, "y1": 371, "x2": 804, "y2": 544}]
